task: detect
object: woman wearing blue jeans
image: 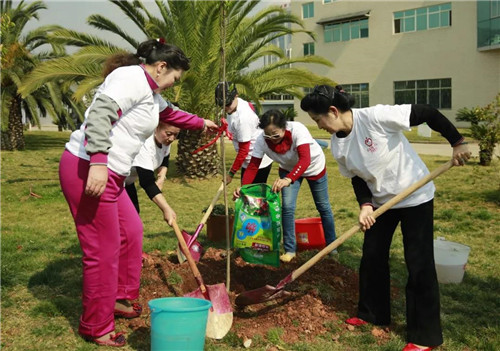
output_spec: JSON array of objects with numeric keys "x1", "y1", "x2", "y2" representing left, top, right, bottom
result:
[{"x1": 235, "y1": 109, "x2": 337, "y2": 262}]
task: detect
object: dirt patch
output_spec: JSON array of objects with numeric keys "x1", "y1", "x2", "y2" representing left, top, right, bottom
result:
[{"x1": 125, "y1": 248, "x2": 394, "y2": 345}]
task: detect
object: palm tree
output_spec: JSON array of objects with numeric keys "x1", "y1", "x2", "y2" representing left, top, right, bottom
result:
[
  {"x1": 20, "y1": 0, "x2": 335, "y2": 176},
  {"x1": 1, "y1": 0, "x2": 86, "y2": 150}
]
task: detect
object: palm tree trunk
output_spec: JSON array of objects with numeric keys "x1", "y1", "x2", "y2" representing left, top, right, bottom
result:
[
  {"x1": 176, "y1": 130, "x2": 220, "y2": 178},
  {"x1": 1, "y1": 131, "x2": 13, "y2": 151},
  {"x1": 7, "y1": 96, "x2": 25, "y2": 151}
]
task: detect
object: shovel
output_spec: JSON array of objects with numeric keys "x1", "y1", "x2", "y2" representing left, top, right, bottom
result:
[
  {"x1": 235, "y1": 160, "x2": 454, "y2": 306},
  {"x1": 177, "y1": 182, "x2": 225, "y2": 264},
  {"x1": 172, "y1": 219, "x2": 233, "y2": 339}
]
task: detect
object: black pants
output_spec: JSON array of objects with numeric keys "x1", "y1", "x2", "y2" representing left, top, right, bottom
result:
[
  {"x1": 240, "y1": 163, "x2": 272, "y2": 185},
  {"x1": 357, "y1": 199, "x2": 443, "y2": 346},
  {"x1": 125, "y1": 183, "x2": 140, "y2": 214}
]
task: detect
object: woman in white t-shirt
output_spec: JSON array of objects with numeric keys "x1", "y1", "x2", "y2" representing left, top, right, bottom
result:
[
  {"x1": 125, "y1": 121, "x2": 179, "y2": 222},
  {"x1": 301, "y1": 85, "x2": 471, "y2": 351},
  {"x1": 214, "y1": 82, "x2": 273, "y2": 184},
  {"x1": 59, "y1": 40, "x2": 217, "y2": 347},
  {"x1": 234, "y1": 109, "x2": 337, "y2": 263}
]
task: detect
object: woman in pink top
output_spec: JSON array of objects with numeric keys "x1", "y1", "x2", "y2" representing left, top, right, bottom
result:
[{"x1": 59, "y1": 39, "x2": 216, "y2": 347}]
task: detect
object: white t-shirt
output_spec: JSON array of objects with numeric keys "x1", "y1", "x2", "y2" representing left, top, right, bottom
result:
[
  {"x1": 330, "y1": 104, "x2": 435, "y2": 208},
  {"x1": 253, "y1": 121, "x2": 325, "y2": 177},
  {"x1": 125, "y1": 134, "x2": 171, "y2": 185},
  {"x1": 65, "y1": 65, "x2": 167, "y2": 176},
  {"x1": 226, "y1": 98, "x2": 273, "y2": 169}
]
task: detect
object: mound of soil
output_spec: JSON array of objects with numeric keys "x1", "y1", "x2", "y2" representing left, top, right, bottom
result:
[{"x1": 126, "y1": 248, "x2": 392, "y2": 345}]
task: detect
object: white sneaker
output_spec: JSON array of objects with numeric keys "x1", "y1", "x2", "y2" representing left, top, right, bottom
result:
[{"x1": 280, "y1": 252, "x2": 296, "y2": 263}]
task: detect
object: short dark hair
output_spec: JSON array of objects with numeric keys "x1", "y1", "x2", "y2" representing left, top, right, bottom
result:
[
  {"x1": 136, "y1": 39, "x2": 190, "y2": 71},
  {"x1": 259, "y1": 109, "x2": 287, "y2": 129},
  {"x1": 215, "y1": 82, "x2": 238, "y2": 107},
  {"x1": 300, "y1": 85, "x2": 355, "y2": 114}
]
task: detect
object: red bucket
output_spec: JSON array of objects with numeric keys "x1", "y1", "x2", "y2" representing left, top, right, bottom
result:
[{"x1": 295, "y1": 217, "x2": 326, "y2": 251}]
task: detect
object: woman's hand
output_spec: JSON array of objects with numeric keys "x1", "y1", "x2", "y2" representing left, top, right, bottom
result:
[
  {"x1": 163, "y1": 205, "x2": 177, "y2": 226},
  {"x1": 359, "y1": 205, "x2": 376, "y2": 232},
  {"x1": 272, "y1": 177, "x2": 292, "y2": 193},
  {"x1": 85, "y1": 164, "x2": 108, "y2": 197},
  {"x1": 233, "y1": 187, "x2": 241, "y2": 201},
  {"x1": 452, "y1": 143, "x2": 471, "y2": 166},
  {"x1": 203, "y1": 119, "x2": 218, "y2": 133}
]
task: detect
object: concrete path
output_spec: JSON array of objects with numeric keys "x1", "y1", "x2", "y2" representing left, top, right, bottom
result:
[
  {"x1": 406, "y1": 142, "x2": 498, "y2": 158},
  {"x1": 314, "y1": 139, "x2": 499, "y2": 158}
]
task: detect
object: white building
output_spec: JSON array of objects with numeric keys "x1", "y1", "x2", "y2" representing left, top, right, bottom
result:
[{"x1": 289, "y1": 0, "x2": 500, "y2": 125}]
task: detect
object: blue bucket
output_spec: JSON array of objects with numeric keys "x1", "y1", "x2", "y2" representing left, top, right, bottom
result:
[{"x1": 148, "y1": 297, "x2": 212, "y2": 351}]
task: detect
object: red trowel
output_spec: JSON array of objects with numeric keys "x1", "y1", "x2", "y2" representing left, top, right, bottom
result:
[{"x1": 177, "y1": 182, "x2": 224, "y2": 263}]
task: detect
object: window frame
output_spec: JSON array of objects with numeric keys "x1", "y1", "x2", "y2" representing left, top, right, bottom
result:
[
  {"x1": 393, "y1": 78, "x2": 452, "y2": 109},
  {"x1": 302, "y1": 2, "x2": 314, "y2": 19},
  {"x1": 342, "y1": 83, "x2": 370, "y2": 108},
  {"x1": 394, "y1": 3, "x2": 452, "y2": 34},
  {"x1": 303, "y1": 42, "x2": 315, "y2": 56},
  {"x1": 324, "y1": 18, "x2": 369, "y2": 43}
]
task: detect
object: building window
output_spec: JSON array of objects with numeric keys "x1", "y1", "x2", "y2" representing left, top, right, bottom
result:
[
  {"x1": 394, "y1": 78, "x2": 451, "y2": 109},
  {"x1": 325, "y1": 18, "x2": 368, "y2": 42},
  {"x1": 394, "y1": 3, "x2": 451, "y2": 33},
  {"x1": 303, "y1": 87, "x2": 314, "y2": 94},
  {"x1": 303, "y1": 42, "x2": 315, "y2": 56},
  {"x1": 492, "y1": 0, "x2": 500, "y2": 18},
  {"x1": 264, "y1": 93, "x2": 294, "y2": 101},
  {"x1": 478, "y1": 0, "x2": 500, "y2": 48},
  {"x1": 342, "y1": 83, "x2": 369, "y2": 108},
  {"x1": 323, "y1": 0, "x2": 334, "y2": 3},
  {"x1": 302, "y1": 2, "x2": 314, "y2": 19}
]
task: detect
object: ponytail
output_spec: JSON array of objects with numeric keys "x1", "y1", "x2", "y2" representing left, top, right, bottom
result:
[
  {"x1": 102, "y1": 52, "x2": 142, "y2": 78},
  {"x1": 300, "y1": 85, "x2": 355, "y2": 114},
  {"x1": 136, "y1": 39, "x2": 190, "y2": 71}
]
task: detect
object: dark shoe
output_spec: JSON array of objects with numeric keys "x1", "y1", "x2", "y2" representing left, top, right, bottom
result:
[
  {"x1": 114, "y1": 302, "x2": 142, "y2": 319},
  {"x1": 345, "y1": 317, "x2": 368, "y2": 326},
  {"x1": 402, "y1": 343, "x2": 436, "y2": 351},
  {"x1": 83, "y1": 332, "x2": 127, "y2": 347}
]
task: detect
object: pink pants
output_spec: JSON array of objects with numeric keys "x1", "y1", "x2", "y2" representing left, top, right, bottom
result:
[{"x1": 59, "y1": 150, "x2": 143, "y2": 337}]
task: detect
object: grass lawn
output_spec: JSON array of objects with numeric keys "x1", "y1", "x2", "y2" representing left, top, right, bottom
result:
[{"x1": 1, "y1": 131, "x2": 499, "y2": 350}]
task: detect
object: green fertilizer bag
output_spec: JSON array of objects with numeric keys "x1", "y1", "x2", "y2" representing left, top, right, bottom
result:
[{"x1": 232, "y1": 183, "x2": 282, "y2": 267}]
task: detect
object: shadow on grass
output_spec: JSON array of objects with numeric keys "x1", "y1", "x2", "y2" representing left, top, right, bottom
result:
[
  {"x1": 24, "y1": 132, "x2": 69, "y2": 151},
  {"x1": 27, "y1": 254, "x2": 82, "y2": 335},
  {"x1": 439, "y1": 274, "x2": 500, "y2": 348}
]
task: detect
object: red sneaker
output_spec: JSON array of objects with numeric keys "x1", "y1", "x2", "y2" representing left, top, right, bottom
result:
[
  {"x1": 402, "y1": 343, "x2": 436, "y2": 351},
  {"x1": 345, "y1": 317, "x2": 368, "y2": 326}
]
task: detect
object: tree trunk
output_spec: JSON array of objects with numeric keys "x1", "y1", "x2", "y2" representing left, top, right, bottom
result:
[
  {"x1": 479, "y1": 147, "x2": 493, "y2": 166},
  {"x1": 175, "y1": 130, "x2": 220, "y2": 178},
  {"x1": 6, "y1": 96, "x2": 25, "y2": 151},
  {"x1": 1, "y1": 130, "x2": 13, "y2": 151}
]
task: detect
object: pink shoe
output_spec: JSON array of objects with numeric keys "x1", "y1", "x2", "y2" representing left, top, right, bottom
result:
[
  {"x1": 345, "y1": 317, "x2": 368, "y2": 326},
  {"x1": 402, "y1": 343, "x2": 436, "y2": 351},
  {"x1": 114, "y1": 302, "x2": 142, "y2": 319},
  {"x1": 82, "y1": 332, "x2": 127, "y2": 347}
]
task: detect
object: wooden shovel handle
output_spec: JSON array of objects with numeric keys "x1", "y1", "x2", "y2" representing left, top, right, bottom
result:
[
  {"x1": 291, "y1": 160, "x2": 454, "y2": 281},
  {"x1": 199, "y1": 182, "x2": 225, "y2": 225},
  {"x1": 172, "y1": 219, "x2": 207, "y2": 294}
]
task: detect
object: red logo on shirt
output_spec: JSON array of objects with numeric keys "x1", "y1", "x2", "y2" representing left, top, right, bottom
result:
[{"x1": 365, "y1": 137, "x2": 377, "y2": 153}]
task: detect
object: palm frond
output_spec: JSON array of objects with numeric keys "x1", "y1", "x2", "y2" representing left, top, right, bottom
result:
[{"x1": 87, "y1": 14, "x2": 139, "y2": 49}]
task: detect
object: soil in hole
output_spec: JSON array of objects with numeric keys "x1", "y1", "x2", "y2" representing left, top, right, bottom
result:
[{"x1": 125, "y1": 248, "x2": 395, "y2": 345}]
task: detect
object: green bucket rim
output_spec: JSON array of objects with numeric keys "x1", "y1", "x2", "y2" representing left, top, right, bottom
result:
[{"x1": 148, "y1": 297, "x2": 212, "y2": 313}]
